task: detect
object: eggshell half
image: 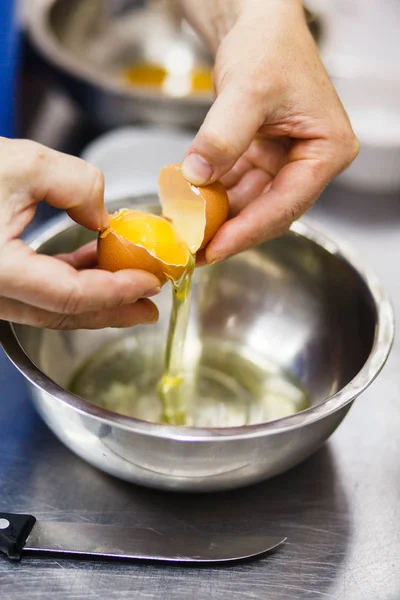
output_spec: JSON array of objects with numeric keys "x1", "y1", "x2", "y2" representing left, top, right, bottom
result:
[{"x1": 158, "y1": 163, "x2": 229, "y2": 253}]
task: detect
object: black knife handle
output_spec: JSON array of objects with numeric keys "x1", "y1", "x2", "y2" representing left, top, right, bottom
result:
[{"x1": 0, "y1": 513, "x2": 36, "y2": 560}]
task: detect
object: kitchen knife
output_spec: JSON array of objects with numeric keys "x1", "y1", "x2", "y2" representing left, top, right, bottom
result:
[{"x1": 0, "y1": 513, "x2": 286, "y2": 563}]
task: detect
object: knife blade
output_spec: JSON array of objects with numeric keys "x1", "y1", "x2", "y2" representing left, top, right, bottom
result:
[{"x1": 0, "y1": 513, "x2": 286, "y2": 563}]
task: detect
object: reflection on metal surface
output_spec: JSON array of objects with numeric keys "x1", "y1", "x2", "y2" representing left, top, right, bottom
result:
[{"x1": 25, "y1": 520, "x2": 286, "y2": 562}]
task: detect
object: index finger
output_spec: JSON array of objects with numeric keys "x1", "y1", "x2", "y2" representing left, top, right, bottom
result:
[{"x1": 0, "y1": 138, "x2": 109, "y2": 233}]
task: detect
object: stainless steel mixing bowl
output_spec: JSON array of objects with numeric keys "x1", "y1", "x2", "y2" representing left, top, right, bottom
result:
[{"x1": 0, "y1": 195, "x2": 394, "y2": 492}]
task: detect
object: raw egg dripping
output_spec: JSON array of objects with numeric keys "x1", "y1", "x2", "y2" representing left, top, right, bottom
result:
[{"x1": 97, "y1": 164, "x2": 229, "y2": 424}]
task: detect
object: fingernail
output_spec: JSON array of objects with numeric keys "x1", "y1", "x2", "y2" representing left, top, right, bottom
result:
[
  {"x1": 182, "y1": 153, "x2": 213, "y2": 185},
  {"x1": 101, "y1": 205, "x2": 110, "y2": 230},
  {"x1": 205, "y1": 248, "x2": 223, "y2": 265},
  {"x1": 143, "y1": 286, "x2": 162, "y2": 298},
  {"x1": 145, "y1": 308, "x2": 159, "y2": 323},
  {"x1": 206, "y1": 252, "x2": 226, "y2": 265}
]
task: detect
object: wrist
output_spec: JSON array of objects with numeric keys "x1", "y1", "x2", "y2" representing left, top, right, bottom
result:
[
  {"x1": 181, "y1": 0, "x2": 243, "y2": 50},
  {"x1": 181, "y1": 0, "x2": 305, "y2": 51}
]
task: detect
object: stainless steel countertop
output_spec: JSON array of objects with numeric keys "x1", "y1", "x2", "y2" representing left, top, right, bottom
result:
[{"x1": 0, "y1": 181, "x2": 399, "y2": 599}]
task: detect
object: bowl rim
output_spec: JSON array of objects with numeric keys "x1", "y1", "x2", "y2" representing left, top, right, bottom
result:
[
  {"x1": 0, "y1": 196, "x2": 394, "y2": 442},
  {"x1": 27, "y1": 0, "x2": 214, "y2": 106}
]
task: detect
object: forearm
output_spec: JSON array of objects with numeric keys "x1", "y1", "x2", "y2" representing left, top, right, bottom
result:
[{"x1": 181, "y1": 0, "x2": 304, "y2": 51}]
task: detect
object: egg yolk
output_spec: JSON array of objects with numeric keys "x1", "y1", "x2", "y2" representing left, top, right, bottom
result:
[
  {"x1": 110, "y1": 210, "x2": 189, "y2": 265},
  {"x1": 121, "y1": 62, "x2": 213, "y2": 95},
  {"x1": 123, "y1": 63, "x2": 166, "y2": 87}
]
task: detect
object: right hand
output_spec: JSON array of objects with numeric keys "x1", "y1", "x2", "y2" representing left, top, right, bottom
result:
[
  {"x1": 181, "y1": 0, "x2": 359, "y2": 263},
  {"x1": 0, "y1": 138, "x2": 161, "y2": 329}
]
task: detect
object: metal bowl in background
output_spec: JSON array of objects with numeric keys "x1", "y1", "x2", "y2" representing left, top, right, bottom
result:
[
  {"x1": 27, "y1": 0, "x2": 323, "y2": 131},
  {"x1": 27, "y1": 0, "x2": 214, "y2": 130},
  {"x1": 0, "y1": 196, "x2": 394, "y2": 492}
]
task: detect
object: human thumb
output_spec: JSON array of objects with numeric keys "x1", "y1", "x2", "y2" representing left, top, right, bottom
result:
[{"x1": 182, "y1": 81, "x2": 266, "y2": 185}]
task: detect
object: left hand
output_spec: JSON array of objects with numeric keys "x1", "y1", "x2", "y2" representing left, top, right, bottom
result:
[
  {"x1": 0, "y1": 138, "x2": 160, "y2": 329},
  {"x1": 181, "y1": 0, "x2": 359, "y2": 263}
]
